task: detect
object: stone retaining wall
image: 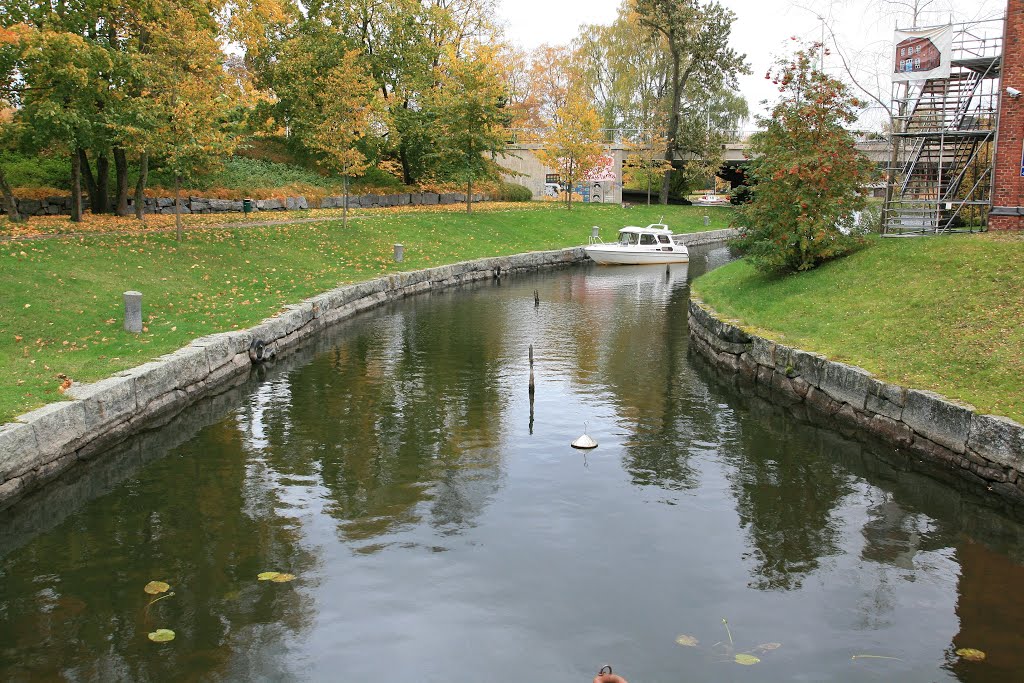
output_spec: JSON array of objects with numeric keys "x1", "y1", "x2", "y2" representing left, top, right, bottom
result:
[
  {"x1": 677, "y1": 227, "x2": 738, "y2": 246},
  {"x1": 3, "y1": 192, "x2": 491, "y2": 217},
  {"x1": 688, "y1": 297, "x2": 1024, "y2": 503},
  {"x1": 0, "y1": 247, "x2": 585, "y2": 511}
]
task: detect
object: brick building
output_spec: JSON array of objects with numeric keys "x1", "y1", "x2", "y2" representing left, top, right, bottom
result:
[
  {"x1": 895, "y1": 37, "x2": 942, "y2": 73},
  {"x1": 991, "y1": 0, "x2": 1024, "y2": 229}
]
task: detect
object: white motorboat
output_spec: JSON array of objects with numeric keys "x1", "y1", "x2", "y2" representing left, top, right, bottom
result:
[
  {"x1": 585, "y1": 223, "x2": 690, "y2": 265},
  {"x1": 691, "y1": 194, "x2": 731, "y2": 207}
]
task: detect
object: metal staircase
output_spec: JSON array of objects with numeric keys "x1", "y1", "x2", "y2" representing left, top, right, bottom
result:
[{"x1": 883, "y1": 21, "x2": 1002, "y2": 235}]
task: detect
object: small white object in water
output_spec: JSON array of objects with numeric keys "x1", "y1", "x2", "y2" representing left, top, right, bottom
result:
[{"x1": 571, "y1": 423, "x2": 598, "y2": 449}]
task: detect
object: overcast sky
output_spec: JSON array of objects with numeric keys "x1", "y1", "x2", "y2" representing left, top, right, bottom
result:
[{"x1": 496, "y1": 0, "x2": 1005, "y2": 128}]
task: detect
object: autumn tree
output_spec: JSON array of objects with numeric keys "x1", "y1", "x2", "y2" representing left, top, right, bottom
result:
[
  {"x1": 141, "y1": 9, "x2": 238, "y2": 240},
  {"x1": 429, "y1": 45, "x2": 511, "y2": 213},
  {"x1": 528, "y1": 44, "x2": 575, "y2": 127},
  {"x1": 309, "y1": 49, "x2": 385, "y2": 228},
  {"x1": 624, "y1": 133, "x2": 673, "y2": 205},
  {"x1": 732, "y1": 44, "x2": 875, "y2": 274},
  {"x1": 632, "y1": 0, "x2": 748, "y2": 204},
  {"x1": 538, "y1": 92, "x2": 604, "y2": 210}
]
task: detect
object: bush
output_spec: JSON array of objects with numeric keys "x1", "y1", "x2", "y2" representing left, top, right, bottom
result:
[
  {"x1": 494, "y1": 181, "x2": 533, "y2": 202},
  {"x1": 1, "y1": 151, "x2": 70, "y2": 190},
  {"x1": 731, "y1": 43, "x2": 875, "y2": 274}
]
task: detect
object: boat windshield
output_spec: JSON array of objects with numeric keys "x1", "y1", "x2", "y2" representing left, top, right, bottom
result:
[{"x1": 618, "y1": 231, "x2": 640, "y2": 246}]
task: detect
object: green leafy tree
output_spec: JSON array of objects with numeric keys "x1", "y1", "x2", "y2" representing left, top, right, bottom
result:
[
  {"x1": 732, "y1": 43, "x2": 876, "y2": 274},
  {"x1": 428, "y1": 44, "x2": 511, "y2": 213},
  {"x1": 309, "y1": 49, "x2": 385, "y2": 228},
  {"x1": 632, "y1": 0, "x2": 748, "y2": 204},
  {"x1": 538, "y1": 91, "x2": 604, "y2": 211},
  {"x1": 17, "y1": 29, "x2": 112, "y2": 222}
]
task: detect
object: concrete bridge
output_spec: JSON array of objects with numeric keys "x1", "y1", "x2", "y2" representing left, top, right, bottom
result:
[{"x1": 499, "y1": 138, "x2": 893, "y2": 200}]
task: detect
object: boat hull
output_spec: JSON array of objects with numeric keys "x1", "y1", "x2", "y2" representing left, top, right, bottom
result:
[{"x1": 585, "y1": 245, "x2": 690, "y2": 265}]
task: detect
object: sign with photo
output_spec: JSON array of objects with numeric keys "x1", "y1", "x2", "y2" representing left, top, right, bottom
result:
[{"x1": 892, "y1": 26, "x2": 952, "y2": 82}]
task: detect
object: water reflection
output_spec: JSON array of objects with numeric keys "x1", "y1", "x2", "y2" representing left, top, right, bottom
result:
[
  {"x1": 0, "y1": 416, "x2": 317, "y2": 682},
  {"x1": 3, "y1": 245, "x2": 1024, "y2": 681}
]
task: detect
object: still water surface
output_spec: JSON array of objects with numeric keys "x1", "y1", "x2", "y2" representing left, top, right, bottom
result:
[{"x1": 3, "y1": 245, "x2": 1024, "y2": 682}]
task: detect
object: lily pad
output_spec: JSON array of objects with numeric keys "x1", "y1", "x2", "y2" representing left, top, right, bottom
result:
[
  {"x1": 257, "y1": 572, "x2": 281, "y2": 581},
  {"x1": 143, "y1": 581, "x2": 170, "y2": 595},
  {"x1": 956, "y1": 648, "x2": 986, "y2": 662},
  {"x1": 756, "y1": 642, "x2": 782, "y2": 651},
  {"x1": 675, "y1": 634, "x2": 699, "y2": 647},
  {"x1": 270, "y1": 573, "x2": 296, "y2": 583},
  {"x1": 147, "y1": 628, "x2": 175, "y2": 643},
  {"x1": 734, "y1": 654, "x2": 760, "y2": 666}
]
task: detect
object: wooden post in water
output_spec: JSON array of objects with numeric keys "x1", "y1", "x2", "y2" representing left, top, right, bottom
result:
[
  {"x1": 528, "y1": 344, "x2": 535, "y2": 395},
  {"x1": 529, "y1": 344, "x2": 535, "y2": 433},
  {"x1": 534, "y1": 289, "x2": 540, "y2": 307}
]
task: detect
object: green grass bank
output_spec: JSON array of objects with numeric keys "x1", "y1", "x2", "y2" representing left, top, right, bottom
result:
[
  {"x1": 0, "y1": 203, "x2": 730, "y2": 423},
  {"x1": 692, "y1": 233, "x2": 1024, "y2": 423}
]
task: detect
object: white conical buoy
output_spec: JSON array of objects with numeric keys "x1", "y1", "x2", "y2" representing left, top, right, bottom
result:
[{"x1": 571, "y1": 422, "x2": 598, "y2": 449}]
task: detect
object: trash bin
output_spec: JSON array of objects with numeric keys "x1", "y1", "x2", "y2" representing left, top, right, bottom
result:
[{"x1": 243, "y1": 198, "x2": 253, "y2": 215}]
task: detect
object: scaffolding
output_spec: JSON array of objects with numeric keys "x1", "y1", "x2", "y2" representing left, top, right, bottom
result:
[{"x1": 883, "y1": 20, "x2": 1003, "y2": 236}]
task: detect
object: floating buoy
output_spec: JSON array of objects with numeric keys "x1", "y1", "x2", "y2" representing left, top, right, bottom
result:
[
  {"x1": 593, "y1": 665, "x2": 628, "y2": 683},
  {"x1": 572, "y1": 422, "x2": 598, "y2": 450}
]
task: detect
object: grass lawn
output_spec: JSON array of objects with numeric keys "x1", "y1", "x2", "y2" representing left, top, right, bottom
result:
[
  {"x1": 0, "y1": 202, "x2": 731, "y2": 423},
  {"x1": 692, "y1": 233, "x2": 1024, "y2": 423}
]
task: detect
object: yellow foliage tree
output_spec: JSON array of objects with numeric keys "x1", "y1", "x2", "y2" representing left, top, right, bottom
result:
[
  {"x1": 429, "y1": 44, "x2": 511, "y2": 213},
  {"x1": 538, "y1": 92, "x2": 604, "y2": 210},
  {"x1": 141, "y1": 9, "x2": 238, "y2": 240},
  {"x1": 309, "y1": 50, "x2": 385, "y2": 228}
]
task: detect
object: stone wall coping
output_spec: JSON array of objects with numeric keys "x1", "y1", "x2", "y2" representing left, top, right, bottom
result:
[{"x1": 689, "y1": 296, "x2": 1024, "y2": 502}]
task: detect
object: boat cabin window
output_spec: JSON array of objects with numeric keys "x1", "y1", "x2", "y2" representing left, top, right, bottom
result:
[
  {"x1": 657, "y1": 234, "x2": 670, "y2": 244},
  {"x1": 639, "y1": 233, "x2": 657, "y2": 245},
  {"x1": 618, "y1": 232, "x2": 639, "y2": 245}
]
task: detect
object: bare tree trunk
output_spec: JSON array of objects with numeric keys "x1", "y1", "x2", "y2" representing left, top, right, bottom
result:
[
  {"x1": 343, "y1": 174, "x2": 349, "y2": 229},
  {"x1": 174, "y1": 174, "x2": 182, "y2": 241},
  {"x1": 567, "y1": 163, "x2": 574, "y2": 211},
  {"x1": 466, "y1": 177, "x2": 472, "y2": 214},
  {"x1": 0, "y1": 165, "x2": 25, "y2": 223},
  {"x1": 71, "y1": 149, "x2": 83, "y2": 222},
  {"x1": 134, "y1": 152, "x2": 148, "y2": 220},
  {"x1": 113, "y1": 147, "x2": 130, "y2": 216},
  {"x1": 94, "y1": 152, "x2": 110, "y2": 214},
  {"x1": 78, "y1": 149, "x2": 97, "y2": 214}
]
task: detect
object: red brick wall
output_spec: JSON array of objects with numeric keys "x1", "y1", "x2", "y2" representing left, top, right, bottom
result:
[{"x1": 992, "y1": 0, "x2": 1024, "y2": 229}]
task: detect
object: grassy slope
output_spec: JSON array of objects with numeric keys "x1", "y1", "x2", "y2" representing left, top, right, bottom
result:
[
  {"x1": 0, "y1": 203, "x2": 729, "y2": 422},
  {"x1": 692, "y1": 233, "x2": 1024, "y2": 423}
]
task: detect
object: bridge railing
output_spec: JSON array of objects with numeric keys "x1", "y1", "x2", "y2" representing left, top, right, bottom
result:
[{"x1": 507, "y1": 127, "x2": 748, "y2": 146}]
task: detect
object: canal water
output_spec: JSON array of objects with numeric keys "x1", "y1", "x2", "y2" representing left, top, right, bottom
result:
[{"x1": 2, "y1": 244, "x2": 1024, "y2": 682}]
